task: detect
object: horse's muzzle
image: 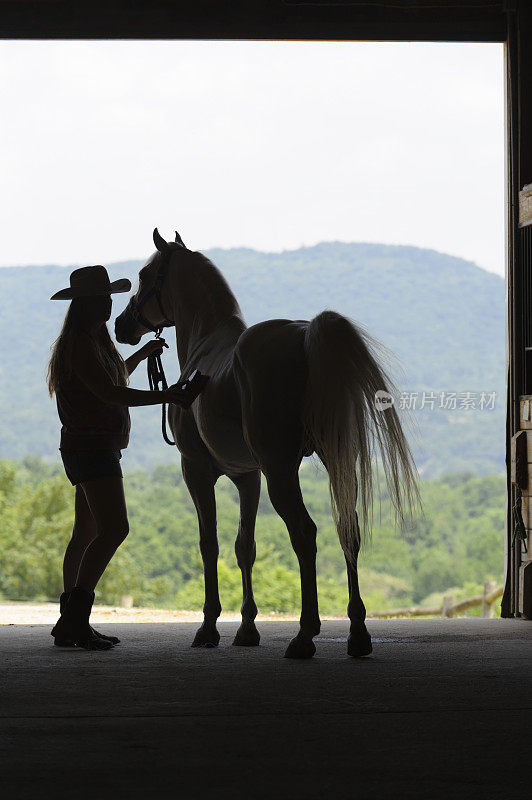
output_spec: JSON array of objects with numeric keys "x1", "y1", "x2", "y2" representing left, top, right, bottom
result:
[{"x1": 115, "y1": 312, "x2": 141, "y2": 345}]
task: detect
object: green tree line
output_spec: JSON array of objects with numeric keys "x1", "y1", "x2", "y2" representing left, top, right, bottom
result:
[{"x1": 0, "y1": 456, "x2": 504, "y2": 616}]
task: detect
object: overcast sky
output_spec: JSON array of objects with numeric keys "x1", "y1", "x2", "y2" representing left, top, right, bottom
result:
[{"x1": 0, "y1": 41, "x2": 504, "y2": 275}]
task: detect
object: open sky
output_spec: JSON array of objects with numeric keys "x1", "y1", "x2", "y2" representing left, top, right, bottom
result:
[{"x1": 0, "y1": 41, "x2": 504, "y2": 275}]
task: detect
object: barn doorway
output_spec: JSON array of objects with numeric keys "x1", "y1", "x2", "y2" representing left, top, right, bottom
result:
[{"x1": 0, "y1": 39, "x2": 507, "y2": 620}]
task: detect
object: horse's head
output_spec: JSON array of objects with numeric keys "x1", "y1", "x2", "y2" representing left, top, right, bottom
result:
[{"x1": 115, "y1": 228, "x2": 186, "y2": 345}]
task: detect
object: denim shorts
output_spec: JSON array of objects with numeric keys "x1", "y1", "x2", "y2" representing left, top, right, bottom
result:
[{"x1": 59, "y1": 448, "x2": 123, "y2": 487}]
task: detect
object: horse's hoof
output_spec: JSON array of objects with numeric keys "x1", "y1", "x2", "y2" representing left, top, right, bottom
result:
[
  {"x1": 284, "y1": 636, "x2": 316, "y2": 659},
  {"x1": 232, "y1": 623, "x2": 260, "y2": 647},
  {"x1": 347, "y1": 631, "x2": 373, "y2": 657},
  {"x1": 191, "y1": 626, "x2": 220, "y2": 648}
]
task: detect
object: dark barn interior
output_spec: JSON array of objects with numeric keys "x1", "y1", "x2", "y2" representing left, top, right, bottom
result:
[{"x1": 1, "y1": 2, "x2": 531, "y2": 798}]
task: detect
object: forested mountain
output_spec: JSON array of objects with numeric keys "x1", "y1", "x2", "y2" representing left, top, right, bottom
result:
[{"x1": 0, "y1": 242, "x2": 505, "y2": 477}]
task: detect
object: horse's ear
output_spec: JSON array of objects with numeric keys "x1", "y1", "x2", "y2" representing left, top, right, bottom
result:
[
  {"x1": 175, "y1": 231, "x2": 186, "y2": 248},
  {"x1": 153, "y1": 228, "x2": 169, "y2": 252}
]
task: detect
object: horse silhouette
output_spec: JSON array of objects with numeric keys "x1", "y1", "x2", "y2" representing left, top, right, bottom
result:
[{"x1": 115, "y1": 229, "x2": 420, "y2": 658}]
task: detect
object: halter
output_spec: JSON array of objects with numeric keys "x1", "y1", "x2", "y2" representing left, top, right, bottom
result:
[
  {"x1": 130, "y1": 232, "x2": 188, "y2": 447},
  {"x1": 129, "y1": 245, "x2": 175, "y2": 337}
]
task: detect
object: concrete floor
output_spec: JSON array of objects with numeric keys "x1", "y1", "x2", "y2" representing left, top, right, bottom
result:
[{"x1": 1, "y1": 619, "x2": 531, "y2": 800}]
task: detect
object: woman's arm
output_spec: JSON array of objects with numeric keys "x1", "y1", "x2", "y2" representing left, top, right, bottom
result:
[
  {"x1": 124, "y1": 351, "x2": 143, "y2": 377},
  {"x1": 72, "y1": 334, "x2": 179, "y2": 407}
]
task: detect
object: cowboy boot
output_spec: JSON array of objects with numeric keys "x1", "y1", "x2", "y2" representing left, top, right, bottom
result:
[
  {"x1": 51, "y1": 587, "x2": 115, "y2": 650},
  {"x1": 53, "y1": 591, "x2": 120, "y2": 646}
]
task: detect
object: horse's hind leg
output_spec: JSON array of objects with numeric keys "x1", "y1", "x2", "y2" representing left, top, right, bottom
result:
[
  {"x1": 231, "y1": 470, "x2": 261, "y2": 647},
  {"x1": 345, "y1": 511, "x2": 372, "y2": 657},
  {"x1": 182, "y1": 457, "x2": 221, "y2": 648},
  {"x1": 265, "y1": 469, "x2": 320, "y2": 659}
]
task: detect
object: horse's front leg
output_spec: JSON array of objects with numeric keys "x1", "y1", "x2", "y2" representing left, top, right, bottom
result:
[
  {"x1": 182, "y1": 457, "x2": 221, "y2": 648},
  {"x1": 345, "y1": 511, "x2": 372, "y2": 657},
  {"x1": 231, "y1": 470, "x2": 261, "y2": 647}
]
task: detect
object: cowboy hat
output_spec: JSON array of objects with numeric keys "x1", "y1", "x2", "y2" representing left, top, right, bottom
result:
[{"x1": 50, "y1": 265, "x2": 131, "y2": 300}]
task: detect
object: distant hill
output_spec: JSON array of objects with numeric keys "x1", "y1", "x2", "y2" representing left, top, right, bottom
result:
[{"x1": 0, "y1": 242, "x2": 505, "y2": 477}]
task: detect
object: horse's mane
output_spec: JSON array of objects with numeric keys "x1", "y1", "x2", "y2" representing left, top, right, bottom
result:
[{"x1": 175, "y1": 249, "x2": 245, "y2": 325}]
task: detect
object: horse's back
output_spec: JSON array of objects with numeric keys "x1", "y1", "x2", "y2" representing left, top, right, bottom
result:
[{"x1": 234, "y1": 319, "x2": 311, "y2": 466}]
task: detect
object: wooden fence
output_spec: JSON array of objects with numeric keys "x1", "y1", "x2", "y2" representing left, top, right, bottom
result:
[{"x1": 366, "y1": 581, "x2": 504, "y2": 620}]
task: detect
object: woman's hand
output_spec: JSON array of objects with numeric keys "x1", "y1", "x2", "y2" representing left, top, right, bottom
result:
[
  {"x1": 164, "y1": 384, "x2": 187, "y2": 408},
  {"x1": 139, "y1": 338, "x2": 168, "y2": 360},
  {"x1": 165, "y1": 372, "x2": 210, "y2": 409},
  {"x1": 124, "y1": 338, "x2": 169, "y2": 377}
]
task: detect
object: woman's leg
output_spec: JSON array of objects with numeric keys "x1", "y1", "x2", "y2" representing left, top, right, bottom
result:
[
  {"x1": 52, "y1": 475, "x2": 128, "y2": 650},
  {"x1": 57, "y1": 482, "x2": 121, "y2": 646},
  {"x1": 63, "y1": 485, "x2": 98, "y2": 592},
  {"x1": 75, "y1": 475, "x2": 129, "y2": 592}
]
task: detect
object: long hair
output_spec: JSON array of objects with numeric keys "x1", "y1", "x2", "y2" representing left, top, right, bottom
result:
[{"x1": 47, "y1": 298, "x2": 128, "y2": 397}]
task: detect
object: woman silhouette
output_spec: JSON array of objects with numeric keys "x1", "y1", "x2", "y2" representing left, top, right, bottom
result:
[{"x1": 47, "y1": 265, "x2": 194, "y2": 650}]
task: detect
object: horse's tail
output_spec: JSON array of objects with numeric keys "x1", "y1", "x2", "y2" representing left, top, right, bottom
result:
[{"x1": 303, "y1": 310, "x2": 420, "y2": 562}]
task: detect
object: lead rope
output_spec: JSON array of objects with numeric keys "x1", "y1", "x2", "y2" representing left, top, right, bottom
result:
[{"x1": 146, "y1": 330, "x2": 176, "y2": 446}]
